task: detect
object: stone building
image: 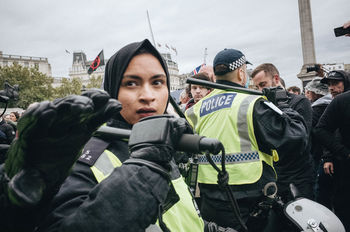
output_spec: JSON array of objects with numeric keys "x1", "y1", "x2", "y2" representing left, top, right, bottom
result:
[
  {"x1": 161, "y1": 52, "x2": 187, "y2": 91},
  {"x1": 0, "y1": 51, "x2": 52, "y2": 76},
  {"x1": 68, "y1": 51, "x2": 186, "y2": 90}
]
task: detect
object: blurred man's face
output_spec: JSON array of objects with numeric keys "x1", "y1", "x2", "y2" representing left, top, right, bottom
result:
[
  {"x1": 190, "y1": 85, "x2": 210, "y2": 103},
  {"x1": 252, "y1": 70, "x2": 277, "y2": 90},
  {"x1": 328, "y1": 80, "x2": 344, "y2": 98}
]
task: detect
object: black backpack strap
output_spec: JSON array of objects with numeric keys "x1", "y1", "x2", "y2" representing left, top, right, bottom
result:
[{"x1": 78, "y1": 137, "x2": 110, "y2": 166}]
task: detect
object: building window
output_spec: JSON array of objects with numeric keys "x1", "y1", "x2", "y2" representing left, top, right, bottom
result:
[{"x1": 34, "y1": 63, "x2": 39, "y2": 69}]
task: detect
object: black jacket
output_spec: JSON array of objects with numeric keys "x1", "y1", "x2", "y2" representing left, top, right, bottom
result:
[
  {"x1": 310, "y1": 94, "x2": 332, "y2": 164},
  {"x1": 273, "y1": 92, "x2": 314, "y2": 197},
  {"x1": 315, "y1": 90, "x2": 350, "y2": 159},
  {"x1": 314, "y1": 72, "x2": 350, "y2": 159}
]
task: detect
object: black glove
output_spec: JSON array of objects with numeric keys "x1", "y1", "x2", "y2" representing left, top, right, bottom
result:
[
  {"x1": 128, "y1": 115, "x2": 193, "y2": 165},
  {"x1": 205, "y1": 221, "x2": 238, "y2": 232},
  {"x1": 262, "y1": 87, "x2": 290, "y2": 108},
  {"x1": 5, "y1": 89, "x2": 121, "y2": 206}
]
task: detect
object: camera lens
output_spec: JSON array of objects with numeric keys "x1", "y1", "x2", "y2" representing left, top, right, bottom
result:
[{"x1": 306, "y1": 66, "x2": 316, "y2": 73}]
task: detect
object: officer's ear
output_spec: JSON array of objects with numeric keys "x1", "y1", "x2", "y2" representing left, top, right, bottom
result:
[{"x1": 237, "y1": 66, "x2": 246, "y2": 85}]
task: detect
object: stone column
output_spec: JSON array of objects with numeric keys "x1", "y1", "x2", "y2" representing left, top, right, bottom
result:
[{"x1": 297, "y1": 0, "x2": 317, "y2": 88}]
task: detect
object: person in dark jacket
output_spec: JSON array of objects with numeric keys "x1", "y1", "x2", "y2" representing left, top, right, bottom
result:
[
  {"x1": 37, "y1": 39, "x2": 233, "y2": 232},
  {"x1": 304, "y1": 77, "x2": 333, "y2": 208},
  {"x1": 251, "y1": 63, "x2": 314, "y2": 201},
  {"x1": 318, "y1": 70, "x2": 350, "y2": 175},
  {"x1": 314, "y1": 70, "x2": 350, "y2": 230},
  {"x1": 0, "y1": 116, "x2": 15, "y2": 163},
  {"x1": 0, "y1": 117, "x2": 15, "y2": 145},
  {"x1": 185, "y1": 51, "x2": 307, "y2": 231}
]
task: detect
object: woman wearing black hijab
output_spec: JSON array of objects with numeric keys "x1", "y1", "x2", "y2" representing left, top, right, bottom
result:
[{"x1": 37, "y1": 39, "x2": 207, "y2": 232}]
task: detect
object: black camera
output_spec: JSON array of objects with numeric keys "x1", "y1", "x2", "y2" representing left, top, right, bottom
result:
[
  {"x1": 306, "y1": 64, "x2": 324, "y2": 77},
  {"x1": 334, "y1": 26, "x2": 350, "y2": 37},
  {"x1": 306, "y1": 64, "x2": 321, "y2": 73}
]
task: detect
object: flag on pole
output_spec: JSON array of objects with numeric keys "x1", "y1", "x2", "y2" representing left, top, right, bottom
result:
[
  {"x1": 171, "y1": 46, "x2": 177, "y2": 55},
  {"x1": 190, "y1": 64, "x2": 205, "y2": 75},
  {"x1": 88, "y1": 50, "x2": 104, "y2": 75}
]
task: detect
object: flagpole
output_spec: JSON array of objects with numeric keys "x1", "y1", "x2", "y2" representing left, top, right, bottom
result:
[
  {"x1": 146, "y1": 10, "x2": 156, "y2": 46},
  {"x1": 204, "y1": 48, "x2": 208, "y2": 65}
]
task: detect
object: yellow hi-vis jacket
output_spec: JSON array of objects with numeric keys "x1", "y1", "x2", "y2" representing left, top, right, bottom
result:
[
  {"x1": 90, "y1": 149, "x2": 204, "y2": 232},
  {"x1": 185, "y1": 89, "x2": 277, "y2": 185}
]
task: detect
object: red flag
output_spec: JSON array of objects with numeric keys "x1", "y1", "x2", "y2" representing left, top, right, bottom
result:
[{"x1": 88, "y1": 50, "x2": 104, "y2": 75}]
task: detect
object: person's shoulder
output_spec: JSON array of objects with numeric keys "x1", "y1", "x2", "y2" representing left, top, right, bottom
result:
[
  {"x1": 288, "y1": 92, "x2": 309, "y2": 103},
  {"x1": 254, "y1": 98, "x2": 284, "y2": 116},
  {"x1": 2, "y1": 122, "x2": 14, "y2": 130},
  {"x1": 336, "y1": 90, "x2": 350, "y2": 99},
  {"x1": 287, "y1": 92, "x2": 311, "y2": 109},
  {"x1": 328, "y1": 91, "x2": 350, "y2": 109},
  {"x1": 78, "y1": 137, "x2": 110, "y2": 167}
]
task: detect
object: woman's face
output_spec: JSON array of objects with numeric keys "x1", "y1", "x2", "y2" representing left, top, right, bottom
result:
[
  {"x1": 9, "y1": 113, "x2": 17, "y2": 122},
  {"x1": 117, "y1": 53, "x2": 169, "y2": 125}
]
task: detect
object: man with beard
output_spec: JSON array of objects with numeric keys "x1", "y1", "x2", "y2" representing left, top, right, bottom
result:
[
  {"x1": 319, "y1": 70, "x2": 350, "y2": 178},
  {"x1": 251, "y1": 63, "x2": 314, "y2": 201},
  {"x1": 251, "y1": 63, "x2": 313, "y2": 231},
  {"x1": 315, "y1": 70, "x2": 350, "y2": 230}
]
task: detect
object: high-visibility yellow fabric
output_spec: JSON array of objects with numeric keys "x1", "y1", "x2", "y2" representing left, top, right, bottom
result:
[
  {"x1": 91, "y1": 149, "x2": 204, "y2": 231},
  {"x1": 185, "y1": 89, "x2": 277, "y2": 185}
]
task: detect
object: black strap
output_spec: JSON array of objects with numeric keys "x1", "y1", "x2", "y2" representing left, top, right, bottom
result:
[
  {"x1": 158, "y1": 204, "x2": 171, "y2": 232},
  {"x1": 78, "y1": 137, "x2": 110, "y2": 166},
  {"x1": 205, "y1": 149, "x2": 248, "y2": 232}
]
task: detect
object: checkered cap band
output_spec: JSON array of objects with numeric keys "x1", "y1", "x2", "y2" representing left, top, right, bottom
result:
[
  {"x1": 198, "y1": 151, "x2": 260, "y2": 164},
  {"x1": 228, "y1": 56, "x2": 246, "y2": 71}
]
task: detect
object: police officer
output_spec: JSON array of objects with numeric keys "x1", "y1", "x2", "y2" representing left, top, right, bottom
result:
[
  {"x1": 34, "y1": 39, "x2": 235, "y2": 232},
  {"x1": 185, "y1": 48, "x2": 308, "y2": 231}
]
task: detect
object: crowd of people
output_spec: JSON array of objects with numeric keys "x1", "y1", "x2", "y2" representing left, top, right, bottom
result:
[{"x1": 0, "y1": 21, "x2": 349, "y2": 232}]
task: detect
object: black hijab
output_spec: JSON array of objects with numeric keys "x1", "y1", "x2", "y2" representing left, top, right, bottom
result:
[
  {"x1": 104, "y1": 39, "x2": 170, "y2": 100},
  {"x1": 103, "y1": 39, "x2": 170, "y2": 128}
]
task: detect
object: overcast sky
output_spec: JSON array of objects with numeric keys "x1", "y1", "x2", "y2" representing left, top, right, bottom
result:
[{"x1": 1, "y1": 0, "x2": 349, "y2": 88}]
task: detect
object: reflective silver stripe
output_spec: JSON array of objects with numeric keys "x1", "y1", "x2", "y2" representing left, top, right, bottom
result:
[
  {"x1": 198, "y1": 151, "x2": 260, "y2": 164},
  {"x1": 185, "y1": 106, "x2": 197, "y2": 130},
  {"x1": 237, "y1": 95, "x2": 258, "y2": 151},
  {"x1": 93, "y1": 151, "x2": 115, "y2": 177},
  {"x1": 145, "y1": 224, "x2": 163, "y2": 232}
]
